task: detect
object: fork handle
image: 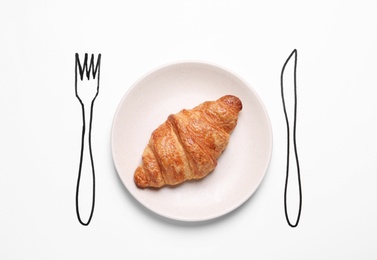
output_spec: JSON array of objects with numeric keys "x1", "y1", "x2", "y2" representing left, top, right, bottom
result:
[{"x1": 75, "y1": 101, "x2": 96, "y2": 226}]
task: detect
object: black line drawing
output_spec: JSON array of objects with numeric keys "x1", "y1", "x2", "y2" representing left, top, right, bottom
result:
[
  {"x1": 280, "y1": 49, "x2": 302, "y2": 228},
  {"x1": 74, "y1": 53, "x2": 101, "y2": 226}
]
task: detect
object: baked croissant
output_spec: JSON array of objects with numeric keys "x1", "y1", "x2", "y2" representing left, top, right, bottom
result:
[{"x1": 134, "y1": 95, "x2": 242, "y2": 188}]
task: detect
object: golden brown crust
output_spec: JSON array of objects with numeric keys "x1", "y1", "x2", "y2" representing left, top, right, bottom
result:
[{"x1": 134, "y1": 95, "x2": 242, "y2": 188}]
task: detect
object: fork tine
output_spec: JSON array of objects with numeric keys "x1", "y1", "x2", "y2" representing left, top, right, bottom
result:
[
  {"x1": 75, "y1": 53, "x2": 101, "y2": 81},
  {"x1": 75, "y1": 53, "x2": 88, "y2": 81},
  {"x1": 89, "y1": 54, "x2": 101, "y2": 80}
]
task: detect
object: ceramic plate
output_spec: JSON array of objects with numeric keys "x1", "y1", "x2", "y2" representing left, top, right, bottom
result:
[{"x1": 111, "y1": 61, "x2": 272, "y2": 222}]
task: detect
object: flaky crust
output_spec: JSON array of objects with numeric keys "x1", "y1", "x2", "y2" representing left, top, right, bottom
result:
[{"x1": 134, "y1": 95, "x2": 242, "y2": 188}]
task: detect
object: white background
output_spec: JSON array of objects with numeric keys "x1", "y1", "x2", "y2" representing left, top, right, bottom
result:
[{"x1": 1, "y1": 0, "x2": 377, "y2": 259}]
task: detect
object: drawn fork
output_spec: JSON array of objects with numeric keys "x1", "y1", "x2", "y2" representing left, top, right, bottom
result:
[{"x1": 75, "y1": 53, "x2": 101, "y2": 226}]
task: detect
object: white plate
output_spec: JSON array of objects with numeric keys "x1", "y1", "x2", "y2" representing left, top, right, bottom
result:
[{"x1": 111, "y1": 61, "x2": 272, "y2": 222}]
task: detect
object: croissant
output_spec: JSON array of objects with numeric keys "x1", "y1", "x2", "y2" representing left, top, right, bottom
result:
[{"x1": 134, "y1": 95, "x2": 242, "y2": 188}]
